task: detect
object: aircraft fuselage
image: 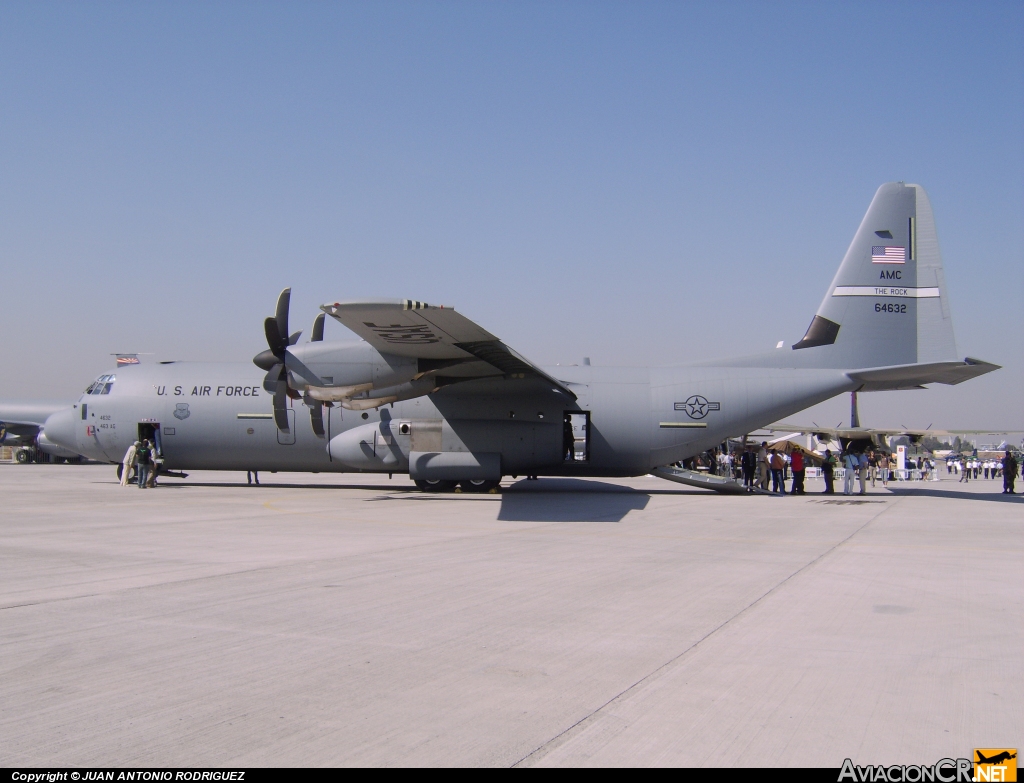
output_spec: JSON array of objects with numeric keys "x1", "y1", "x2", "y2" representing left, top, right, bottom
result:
[{"x1": 48, "y1": 360, "x2": 856, "y2": 477}]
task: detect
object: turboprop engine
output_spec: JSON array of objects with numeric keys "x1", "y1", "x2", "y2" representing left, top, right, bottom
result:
[{"x1": 253, "y1": 288, "x2": 439, "y2": 437}]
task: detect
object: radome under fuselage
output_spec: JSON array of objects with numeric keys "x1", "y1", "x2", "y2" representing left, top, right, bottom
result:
[{"x1": 49, "y1": 359, "x2": 855, "y2": 476}]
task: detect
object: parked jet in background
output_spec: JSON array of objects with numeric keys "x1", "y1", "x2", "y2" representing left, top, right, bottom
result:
[
  {"x1": 0, "y1": 400, "x2": 80, "y2": 462},
  {"x1": 39, "y1": 183, "x2": 999, "y2": 490}
]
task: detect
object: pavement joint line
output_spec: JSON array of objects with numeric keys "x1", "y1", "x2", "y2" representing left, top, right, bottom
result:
[{"x1": 510, "y1": 494, "x2": 908, "y2": 768}]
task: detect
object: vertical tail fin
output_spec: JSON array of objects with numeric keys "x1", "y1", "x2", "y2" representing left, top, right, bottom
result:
[{"x1": 791, "y1": 182, "x2": 959, "y2": 368}]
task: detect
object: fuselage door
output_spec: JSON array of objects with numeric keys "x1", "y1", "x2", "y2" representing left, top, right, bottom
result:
[
  {"x1": 563, "y1": 411, "x2": 590, "y2": 463},
  {"x1": 277, "y1": 409, "x2": 296, "y2": 445}
]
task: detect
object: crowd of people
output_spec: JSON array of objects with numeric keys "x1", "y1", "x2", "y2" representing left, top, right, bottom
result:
[
  {"x1": 682, "y1": 443, "x2": 1020, "y2": 496},
  {"x1": 947, "y1": 455, "x2": 1012, "y2": 482}
]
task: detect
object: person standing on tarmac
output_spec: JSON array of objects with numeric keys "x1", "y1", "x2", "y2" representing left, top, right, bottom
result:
[
  {"x1": 563, "y1": 415, "x2": 575, "y2": 462},
  {"x1": 135, "y1": 440, "x2": 151, "y2": 489},
  {"x1": 769, "y1": 450, "x2": 785, "y2": 493},
  {"x1": 857, "y1": 451, "x2": 869, "y2": 495},
  {"x1": 842, "y1": 449, "x2": 858, "y2": 495},
  {"x1": 146, "y1": 443, "x2": 160, "y2": 487},
  {"x1": 120, "y1": 441, "x2": 140, "y2": 487},
  {"x1": 757, "y1": 442, "x2": 770, "y2": 491},
  {"x1": 741, "y1": 448, "x2": 756, "y2": 490},
  {"x1": 1003, "y1": 451, "x2": 1018, "y2": 494},
  {"x1": 822, "y1": 449, "x2": 837, "y2": 494},
  {"x1": 790, "y1": 449, "x2": 805, "y2": 495}
]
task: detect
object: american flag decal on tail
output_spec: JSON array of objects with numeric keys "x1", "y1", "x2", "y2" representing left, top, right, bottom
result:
[{"x1": 871, "y1": 246, "x2": 905, "y2": 264}]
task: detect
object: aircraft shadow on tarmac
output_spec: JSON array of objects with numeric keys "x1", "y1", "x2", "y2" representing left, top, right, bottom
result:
[
  {"x1": 497, "y1": 479, "x2": 651, "y2": 523},
  {"x1": 884, "y1": 486, "x2": 1023, "y2": 504},
  {"x1": 151, "y1": 477, "x2": 686, "y2": 523}
]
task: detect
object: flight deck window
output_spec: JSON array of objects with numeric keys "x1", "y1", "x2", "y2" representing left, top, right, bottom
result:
[{"x1": 89, "y1": 374, "x2": 116, "y2": 394}]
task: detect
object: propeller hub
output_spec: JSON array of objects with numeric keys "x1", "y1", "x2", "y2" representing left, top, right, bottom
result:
[{"x1": 253, "y1": 349, "x2": 279, "y2": 371}]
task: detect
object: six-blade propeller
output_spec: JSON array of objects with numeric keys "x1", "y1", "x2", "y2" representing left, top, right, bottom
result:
[{"x1": 252, "y1": 288, "x2": 319, "y2": 436}]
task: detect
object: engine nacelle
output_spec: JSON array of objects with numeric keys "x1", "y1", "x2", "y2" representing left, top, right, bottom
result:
[
  {"x1": 36, "y1": 432, "x2": 83, "y2": 459},
  {"x1": 285, "y1": 341, "x2": 419, "y2": 398}
]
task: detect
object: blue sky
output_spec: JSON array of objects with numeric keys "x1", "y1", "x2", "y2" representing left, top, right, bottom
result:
[{"x1": 1, "y1": 1, "x2": 1021, "y2": 430}]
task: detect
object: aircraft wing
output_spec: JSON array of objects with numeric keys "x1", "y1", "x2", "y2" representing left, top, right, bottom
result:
[
  {"x1": 322, "y1": 299, "x2": 576, "y2": 399},
  {"x1": 0, "y1": 400, "x2": 71, "y2": 443},
  {"x1": 0, "y1": 401, "x2": 70, "y2": 433}
]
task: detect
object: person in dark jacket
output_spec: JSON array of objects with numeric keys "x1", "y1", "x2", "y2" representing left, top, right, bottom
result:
[
  {"x1": 822, "y1": 449, "x2": 837, "y2": 494},
  {"x1": 741, "y1": 448, "x2": 756, "y2": 490},
  {"x1": 135, "y1": 439, "x2": 152, "y2": 490},
  {"x1": 1003, "y1": 451, "x2": 1018, "y2": 494}
]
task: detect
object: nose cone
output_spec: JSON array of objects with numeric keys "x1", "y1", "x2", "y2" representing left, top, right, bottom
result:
[{"x1": 42, "y1": 407, "x2": 77, "y2": 452}]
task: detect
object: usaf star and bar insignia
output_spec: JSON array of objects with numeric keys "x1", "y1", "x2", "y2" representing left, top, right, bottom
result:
[{"x1": 675, "y1": 395, "x2": 721, "y2": 420}]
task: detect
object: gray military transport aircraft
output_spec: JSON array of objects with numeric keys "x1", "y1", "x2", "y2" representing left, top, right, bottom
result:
[{"x1": 34, "y1": 183, "x2": 999, "y2": 491}]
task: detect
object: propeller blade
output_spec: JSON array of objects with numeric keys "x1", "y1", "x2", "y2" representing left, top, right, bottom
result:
[
  {"x1": 275, "y1": 288, "x2": 291, "y2": 343},
  {"x1": 264, "y1": 317, "x2": 286, "y2": 355},
  {"x1": 311, "y1": 313, "x2": 325, "y2": 342},
  {"x1": 288, "y1": 330, "x2": 303, "y2": 346},
  {"x1": 261, "y1": 363, "x2": 290, "y2": 431},
  {"x1": 262, "y1": 365, "x2": 280, "y2": 394},
  {"x1": 310, "y1": 402, "x2": 325, "y2": 438},
  {"x1": 273, "y1": 379, "x2": 290, "y2": 431}
]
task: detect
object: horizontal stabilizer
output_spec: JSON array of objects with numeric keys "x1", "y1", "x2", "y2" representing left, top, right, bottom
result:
[{"x1": 847, "y1": 357, "x2": 1000, "y2": 391}]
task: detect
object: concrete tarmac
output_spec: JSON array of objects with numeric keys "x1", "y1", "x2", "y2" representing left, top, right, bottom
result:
[{"x1": 1, "y1": 465, "x2": 1020, "y2": 767}]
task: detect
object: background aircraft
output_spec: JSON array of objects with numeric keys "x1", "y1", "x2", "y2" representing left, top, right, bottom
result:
[
  {"x1": 0, "y1": 400, "x2": 81, "y2": 463},
  {"x1": 763, "y1": 390, "x2": 1020, "y2": 453},
  {"x1": 38, "y1": 183, "x2": 999, "y2": 490}
]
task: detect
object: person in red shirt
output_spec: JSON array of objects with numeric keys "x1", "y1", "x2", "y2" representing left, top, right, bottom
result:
[{"x1": 790, "y1": 449, "x2": 805, "y2": 495}]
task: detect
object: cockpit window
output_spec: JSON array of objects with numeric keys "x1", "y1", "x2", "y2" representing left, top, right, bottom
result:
[{"x1": 86, "y1": 374, "x2": 117, "y2": 395}]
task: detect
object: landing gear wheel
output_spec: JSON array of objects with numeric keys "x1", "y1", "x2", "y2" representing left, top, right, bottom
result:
[
  {"x1": 116, "y1": 464, "x2": 123, "y2": 481},
  {"x1": 415, "y1": 479, "x2": 457, "y2": 493},
  {"x1": 15, "y1": 450, "x2": 30, "y2": 464},
  {"x1": 460, "y1": 479, "x2": 500, "y2": 493}
]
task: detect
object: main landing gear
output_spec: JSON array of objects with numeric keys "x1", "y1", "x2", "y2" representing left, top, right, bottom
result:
[{"x1": 414, "y1": 479, "x2": 501, "y2": 493}]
